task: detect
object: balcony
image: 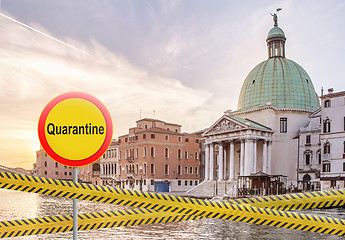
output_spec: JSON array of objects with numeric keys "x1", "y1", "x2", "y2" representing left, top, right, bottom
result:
[
  {"x1": 322, "y1": 154, "x2": 330, "y2": 161},
  {"x1": 126, "y1": 156, "x2": 134, "y2": 162},
  {"x1": 93, "y1": 171, "x2": 100, "y2": 177},
  {"x1": 126, "y1": 170, "x2": 135, "y2": 178}
]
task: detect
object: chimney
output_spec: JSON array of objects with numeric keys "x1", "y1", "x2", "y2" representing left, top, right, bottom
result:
[
  {"x1": 321, "y1": 87, "x2": 324, "y2": 96},
  {"x1": 328, "y1": 88, "x2": 334, "y2": 94}
]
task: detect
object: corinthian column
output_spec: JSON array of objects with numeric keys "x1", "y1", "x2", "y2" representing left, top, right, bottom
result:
[
  {"x1": 205, "y1": 144, "x2": 210, "y2": 181},
  {"x1": 218, "y1": 142, "x2": 224, "y2": 180}
]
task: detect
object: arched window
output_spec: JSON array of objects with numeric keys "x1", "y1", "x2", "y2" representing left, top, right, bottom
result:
[
  {"x1": 150, "y1": 164, "x2": 155, "y2": 175},
  {"x1": 177, "y1": 165, "x2": 182, "y2": 175},
  {"x1": 185, "y1": 151, "x2": 188, "y2": 159},
  {"x1": 143, "y1": 163, "x2": 147, "y2": 175},
  {"x1": 178, "y1": 149, "x2": 182, "y2": 159},
  {"x1": 324, "y1": 142, "x2": 330, "y2": 154},
  {"x1": 165, "y1": 148, "x2": 169, "y2": 158},
  {"x1": 93, "y1": 163, "x2": 100, "y2": 172},
  {"x1": 305, "y1": 152, "x2": 311, "y2": 165},
  {"x1": 195, "y1": 167, "x2": 198, "y2": 174},
  {"x1": 164, "y1": 164, "x2": 169, "y2": 175},
  {"x1": 150, "y1": 147, "x2": 155, "y2": 157},
  {"x1": 44, "y1": 161, "x2": 47, "y2": 167},
  {"x1": 114, "y1": 163, "x2": 117, "y2": 175},
  {"x1": 323, "y1": 118, "x2": 331, "y2": 133},
  {"x1": 324, "y1": 100, "x2": 331, "y2": 108},
  {"x1": 317, "y1": 150, "x2": 321, "y2": 165}
]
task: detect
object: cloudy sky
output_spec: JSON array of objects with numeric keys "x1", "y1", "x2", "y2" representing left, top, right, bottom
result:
[{"x1": 0, "y1": 0, "x2": 344, "y2": 169}]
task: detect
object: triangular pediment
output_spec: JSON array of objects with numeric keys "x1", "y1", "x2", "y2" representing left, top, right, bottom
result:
[{"x1": 203, "y1": 115, "x2": 247, "y2": 136}]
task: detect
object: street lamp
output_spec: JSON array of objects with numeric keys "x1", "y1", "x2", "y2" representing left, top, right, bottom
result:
[{"x1": 139, "y1": 166, "x2": 143, "y2": 191}]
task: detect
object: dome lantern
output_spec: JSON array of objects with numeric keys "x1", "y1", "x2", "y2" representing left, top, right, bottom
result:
[{"x1": 266, "y1": 13, "x2": 286, "y2": 58}]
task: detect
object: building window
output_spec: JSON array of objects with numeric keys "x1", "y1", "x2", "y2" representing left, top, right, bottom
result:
[
  {"x1": 323, "y1": 118, "x2": 331, "y2": 133},
  {"x1": 44, "y1": 171, "x2": 47, "y2": 175},
  {"x1": 178, "y1": 137, "x2": 182, "y2": 142},
  {"x1": 324, "y1": 142, "x2": 330, "y2": 154},
  {"x1": 136, "y1": 164, "x2": 139, "y2": 175},
  {"x1": 280, "y1": 118, "x2": 287, "y2": 133},
  {"x1": 143, "y1": 147, "x2": 147, "y2": 157},
  {"x1": 195, "y1": 139, "x2": 199, "y2": 144},
  {"x1": 343, "y1": 162, "x2": 345, "y2": 172},
  {"x1": 195, "y1": 167, "x2": 198, "y2": 174},
  {"x1": 150, "y1": 147, "x2": 155, "y2": 157},
  {"x1": 185, "y1": 151, "x2": 188, "y2": 159},
  {"x1": 143, "y1": 134, "x2": 146, "y2": 139},
  {"x1": 55, "y1": 171, "x2": 59, "y2": 175},
  {"x1": 125, "y1": 138, "x2": 128, "y2": 142},
  {"x1": 119, "y1": 151, "x2": 121, "y2": 160},
  {"x1": 184, "y1": 167, "x2": 188, "y2": 174},
  {"x1": 135, "y1": 148, "x2": 138, "y2": 158},
  {"x1": 178, "y1": 149, "x2": 182, "y2": 159},
  {"x1": 118, "y1": 139, "x2": 121, "y2": 144},
  {"x1": 195, "y1": 180, "x2": 198, "y2": 185},
  {"x1": 195, "y1": 152, "x2": 198, "y2": 160},
  {"x1": 322, "y1": 163, "x2": 330, "y2": 172},
  {"x1": 151, "y1": 134, "x2": 155, "y2": 139},
  {"x1": 119, "y1": 165, "x2": 122, "y2": 176},
  {"x1": 185, "y1": 180, "x2": 187, "y2": 186},
  {"x1": 165, "y1": 135, "x2": 169, "y2": 141},
  {"x1": 150, "y1": 164, "x2": 155, "y2": 175},
  {"x1": 317, "y1": 150, "x2": 321, "y2": 165},
  {"x1": 306, "y1": 135, "x2": 311, "y2": 144},
  {"x1": 344, "y1": 117, "x2": 345, "y2": 131},
  {"x1": 177, "y1": 165, "x2": 182, "y2": 175},
  {"x1": 190, "y1": 167, "x2": 193, "y2": 174},
  {"x1": 143, "y1": 180, "x2": 146, "y2": 185},
  {"x1": 305, "y1": 152, "x2": 311, "y2": 165},
  {"x1": 164, "y1": 164, "x2": 169, "y2": 175},
  {"x1": 143, "y1": 163, "x2": 147, "y2": 175},
  {"x1": 164, "y1": 148, "x2": 169, "y2": 158},
  {"x1": 44, "y1": 161, "x2": 47, "y2": 167},
  {"x1": 324, "y1": 100, "x2": 331, "y2": 108},
  {"x1": 69, "y1": 172, "x2": 72, "y2": 175},
  {"x1": 145, "y1": 125, "x2": 148, "y2": 129},
  {"x1": 64, "y1": 172, "x2": 67, "y2": 176},
  {"x1": 190, "y1": 180, "x2": 193, "y2": 186},
  {"x1": 125, "y1": 150, "x2": 128, "y2": 159},
  {"x1": 178, "y1": 180, "x2": 181, "y2": 186},
  {"x1": 151, "y1": 180, "x2": 154, "y2": 185},
  {"x1": 185, "y1": 138, "x2": 189, "y2": 143}
]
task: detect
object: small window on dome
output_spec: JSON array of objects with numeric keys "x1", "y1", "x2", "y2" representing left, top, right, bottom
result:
[
  {"x1": 306, "y1": 79, "x2": 308, "y2": 83},
  {"x1": 252, "y1": 80, "x2": 255, "y2": 85}
]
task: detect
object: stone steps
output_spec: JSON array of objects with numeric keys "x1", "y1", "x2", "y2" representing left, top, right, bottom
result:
[{"x1": 185, "y1": 180, "x2": 237, "y2": 198}]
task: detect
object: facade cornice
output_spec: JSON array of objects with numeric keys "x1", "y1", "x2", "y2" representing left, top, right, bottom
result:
[{"x1": 229, "y1": 105, "x2": 315, "y2": 116}]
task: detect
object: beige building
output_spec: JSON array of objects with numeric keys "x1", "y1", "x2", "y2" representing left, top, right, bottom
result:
[{"x1": 34, "y1": 148, "x2": 73, "y2": 180}]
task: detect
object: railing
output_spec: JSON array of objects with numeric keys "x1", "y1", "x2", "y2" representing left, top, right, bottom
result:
[{"x1": 323, "y1": 154, "x2": 330, "y2": 160}]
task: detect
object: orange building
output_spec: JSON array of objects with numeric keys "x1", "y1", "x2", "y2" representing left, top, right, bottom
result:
[{"x1": 117, "y1": 118, "x2": 201, "y2": 192}]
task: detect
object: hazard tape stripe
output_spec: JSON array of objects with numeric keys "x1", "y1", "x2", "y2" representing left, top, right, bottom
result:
[
  {"x1": 0, "y1": 209, "x2": 202, "y2": 238},
  {"x1": 229, "y1": 189, "x2": 345, "y2": 210},
  {"x1": 0, "y1": 172, "x2": 344, "y2": 236}
]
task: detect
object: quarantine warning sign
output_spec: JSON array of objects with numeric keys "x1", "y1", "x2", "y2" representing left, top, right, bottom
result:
[{"x1": 38, "y1": 92, "x2": 113, "y2": 167}]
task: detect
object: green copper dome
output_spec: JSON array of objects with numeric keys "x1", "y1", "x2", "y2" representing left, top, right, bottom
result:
[
  {"x1": 237, "y1": 20, "x2": 319, "y2": 111},
  {"x1": 267, "y1": 26, "x2": 285, "y2": 39},
  {"x1": 237, "y1": 58, "x2": 319, "y2": 110}
]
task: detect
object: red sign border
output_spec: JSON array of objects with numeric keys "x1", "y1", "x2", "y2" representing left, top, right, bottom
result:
[{"x1": 38, "y1": 92, "x2": 113, "y2": 167}]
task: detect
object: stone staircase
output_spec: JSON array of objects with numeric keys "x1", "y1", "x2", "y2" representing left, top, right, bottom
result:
[{"x1": 185, "y1": 180, "x2": 237, "y2": 198}]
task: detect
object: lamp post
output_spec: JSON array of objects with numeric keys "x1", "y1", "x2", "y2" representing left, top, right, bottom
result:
[{"x1": 139, "y1": 166, "x2": 143, "y2": 191}]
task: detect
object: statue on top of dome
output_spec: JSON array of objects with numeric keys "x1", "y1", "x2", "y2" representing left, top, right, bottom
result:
[{"x1": 270, "y1": 8, "x2": 282, "y2": 27}]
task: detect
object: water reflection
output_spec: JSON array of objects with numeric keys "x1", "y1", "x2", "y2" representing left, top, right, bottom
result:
[{"x1": 1, "y1": 189, "x2": 344, "y2": 240}]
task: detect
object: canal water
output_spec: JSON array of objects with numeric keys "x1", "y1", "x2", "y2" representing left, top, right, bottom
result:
[{"x1": 0, "y1": 189, "x2": 344, "y2": 240}]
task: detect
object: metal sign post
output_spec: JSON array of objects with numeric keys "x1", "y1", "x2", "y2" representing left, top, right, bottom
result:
[{"x1": 73, "y1": 167, "x2": 78, "y2": 240}]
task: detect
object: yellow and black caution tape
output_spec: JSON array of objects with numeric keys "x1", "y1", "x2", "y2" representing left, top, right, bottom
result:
[
  {"x1": 228, "y1": 189, "x2": 345, "y2": 210},
  {"x1": 0, "y1": 208, "x2": 203, "y2": 238},
  {"x1": 1, "y1": 171, "x2": 345, "y2": 237}
]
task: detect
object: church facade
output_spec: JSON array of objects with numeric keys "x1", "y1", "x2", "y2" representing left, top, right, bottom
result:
[{"x1": 189, "y1": 15, "x2": 322, "y2": 196}]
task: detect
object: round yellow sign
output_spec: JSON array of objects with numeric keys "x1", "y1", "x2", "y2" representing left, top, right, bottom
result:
[{"x1": 38, "y1": 92, "x2": 113, "y2": 166}]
